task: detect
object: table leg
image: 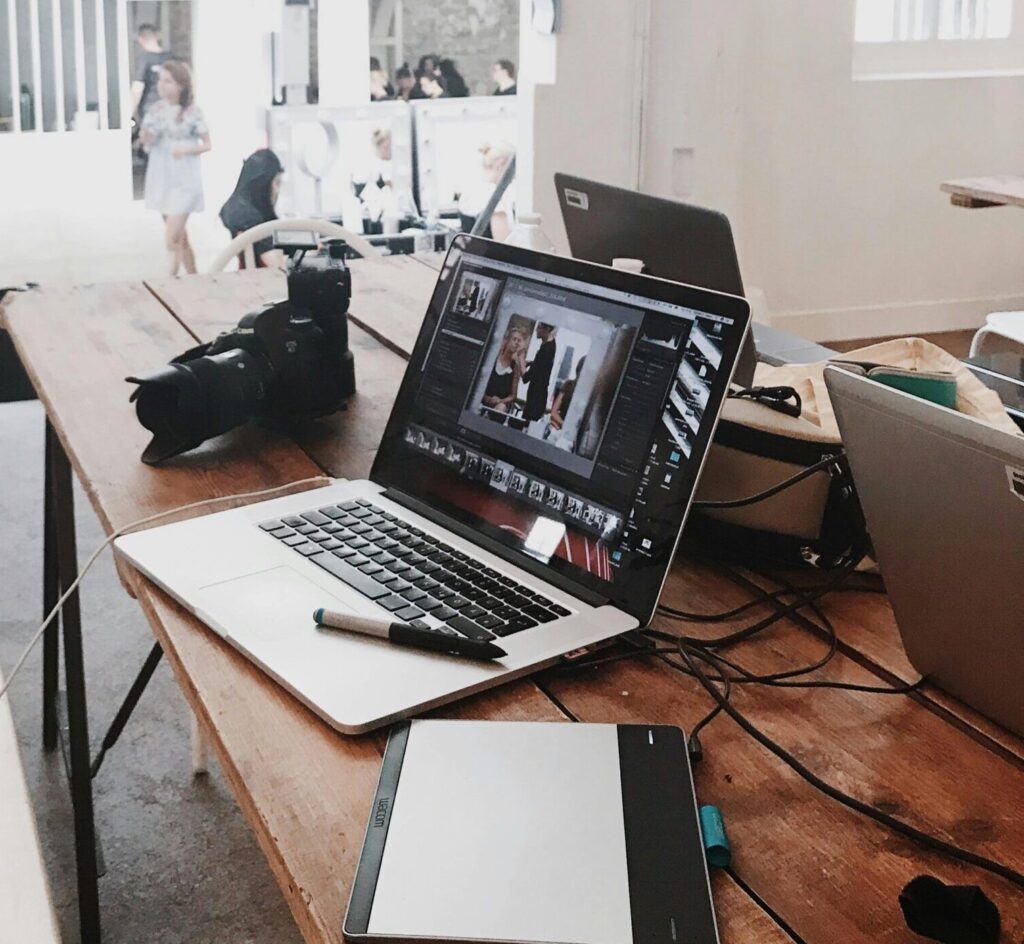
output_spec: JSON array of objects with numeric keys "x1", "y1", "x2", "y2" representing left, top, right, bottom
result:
[
  {"x1": 48, "y1": 421, "x2": 103, "y2": 944},
  {"x1": 190, "y1": 712, "x2": 210, "y2": 776},
  {"x1": 42, "y1": 422, "x2": 60, "y2": 751}
]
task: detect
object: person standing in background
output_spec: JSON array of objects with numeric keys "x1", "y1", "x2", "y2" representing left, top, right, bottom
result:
[
  {"x1": 523, "y1": 324, "x2": 557, "y2": 424},
  {"x1": 492, "y1": 60, "x2": 517, "y2": 96},
  {"x1": 140, "y1": 61, "x2": 211, "y2": 276},
  {"x1": 131, "y1": 24, "x2": 173, "y2": 126}
]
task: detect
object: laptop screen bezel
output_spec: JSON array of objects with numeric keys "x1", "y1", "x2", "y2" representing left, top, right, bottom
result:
[{"x1": 370, "y1": 234, "x2": 751, "y2": 624}]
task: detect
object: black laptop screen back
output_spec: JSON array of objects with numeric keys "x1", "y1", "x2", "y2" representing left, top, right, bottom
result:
[{"x1": 555, "y1": 173, "x2": 755, "y2": 386}]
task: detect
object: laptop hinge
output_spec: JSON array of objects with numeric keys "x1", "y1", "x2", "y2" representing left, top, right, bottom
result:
[{"x1": 382, "y1": 487, "x2": 610, "y2": 608}]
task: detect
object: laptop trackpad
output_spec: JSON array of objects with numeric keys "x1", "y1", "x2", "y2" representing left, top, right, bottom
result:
[
  {"x1": 195, "y1": 565, "x2": 496, "y2": 733},
  {"x1": 198, "y1": 565, "x2": 370, "y2": 645}
]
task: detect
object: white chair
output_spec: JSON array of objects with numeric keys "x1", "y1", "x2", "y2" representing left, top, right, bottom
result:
[
  {"x1": 969, "y1": 310, "x2": 1024, "y2": 358},
  {"x1": 208, "y1": 217, "x2": 380, "y2": 273}
]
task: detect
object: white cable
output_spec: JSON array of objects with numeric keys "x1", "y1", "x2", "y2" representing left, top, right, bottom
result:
[{"x1": 0, "y1": 476, "x2": 331, "y2": 701}]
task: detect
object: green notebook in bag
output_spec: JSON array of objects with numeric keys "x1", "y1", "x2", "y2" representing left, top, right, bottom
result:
[{"x1": 829, "y1": 361, "x2": 957, "y2": 409}]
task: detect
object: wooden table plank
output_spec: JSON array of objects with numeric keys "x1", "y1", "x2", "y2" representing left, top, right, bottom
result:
[
  {"x1": 0, "y1": 281, "x2": 580, "y2": 944},
  {"x1": 542, "y1": 567, "x2": 1024, "y2": 942},
  {"x1": 5, "y1": 282, "x2": 325, "y2": 534},
  {"x1": 941, "y1": 175, "x2": 1024, "y2": 209}
]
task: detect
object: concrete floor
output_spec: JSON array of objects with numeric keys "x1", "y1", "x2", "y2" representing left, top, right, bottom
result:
[{"x1": 0, "y1": 400, "x2": 302, "y2": 944}]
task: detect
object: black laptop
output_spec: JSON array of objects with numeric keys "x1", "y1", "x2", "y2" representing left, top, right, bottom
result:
[{"x1": 555, "y1": 172, "x2": 756, "y2": 387}]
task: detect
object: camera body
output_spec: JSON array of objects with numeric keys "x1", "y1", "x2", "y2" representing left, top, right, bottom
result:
[{"x1": 128, "y1": 237, "x2": 355, "y2": 464}]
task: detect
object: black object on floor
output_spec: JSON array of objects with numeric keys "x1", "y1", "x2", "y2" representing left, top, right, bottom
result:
[
  {"x1": 899, "y1": 874, "x2": 1000, "y2": 944},
  {"x1": 0, "y1": 285, "x2": 39, "y2": 403}
]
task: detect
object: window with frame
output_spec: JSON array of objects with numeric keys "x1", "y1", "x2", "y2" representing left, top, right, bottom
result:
[{"x1": 853, "y1": 0, "x2": 1024, "y2": 78}]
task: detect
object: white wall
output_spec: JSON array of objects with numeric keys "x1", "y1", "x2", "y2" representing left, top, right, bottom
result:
[
  {"x1": 641, "y1": 0, "x2": 1024, "y2": 340},
  {"x1": 193, "y1": 0, "x2": 274, "y2": 213},
  {"x1": 318, "y1": 0, "x2": 370, "y2": 106},
  {"x1": 520, "y1": 0, "x2": 648, "y2": 251}
]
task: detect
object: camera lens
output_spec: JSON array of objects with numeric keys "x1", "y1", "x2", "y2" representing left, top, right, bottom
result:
[{"x1": 127, "y1": 348, "x2": 274, "y2": 464}]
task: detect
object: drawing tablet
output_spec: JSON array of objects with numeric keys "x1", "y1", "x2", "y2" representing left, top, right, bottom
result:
[{"x1": 344, "y1": 720, "x2": 719, "y2": 944}]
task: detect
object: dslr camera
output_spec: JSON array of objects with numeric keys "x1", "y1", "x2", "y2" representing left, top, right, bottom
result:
[{"x1": 128, "y1": 234, "x2": 356, "y2": 464}]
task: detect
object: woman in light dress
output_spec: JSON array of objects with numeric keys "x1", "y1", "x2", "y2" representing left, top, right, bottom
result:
[{"x1": 140, "y1": 60, "x2": 211, "y2": 276}]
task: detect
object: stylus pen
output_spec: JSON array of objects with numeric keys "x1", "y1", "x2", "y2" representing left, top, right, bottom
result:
[{"x1": 313, "y1": 609, "x2": 507, "y2": 661}]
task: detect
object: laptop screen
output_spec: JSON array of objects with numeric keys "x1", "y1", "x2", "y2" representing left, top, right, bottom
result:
[{"x1": 373, "y1": 236, "x2": 749, "y2": 622}]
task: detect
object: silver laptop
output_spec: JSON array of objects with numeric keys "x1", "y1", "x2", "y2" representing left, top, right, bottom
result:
[
  {"x1": 116, "y1": 235, "x2": 750, "y2": 734},
  {"x1": 825, "y1": 366, "x2": 1024, "y2": 736}
]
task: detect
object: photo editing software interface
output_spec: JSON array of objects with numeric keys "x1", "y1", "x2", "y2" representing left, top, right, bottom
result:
[{"x1": 395, "y1": 251, "x2": 738, "y2": 597}]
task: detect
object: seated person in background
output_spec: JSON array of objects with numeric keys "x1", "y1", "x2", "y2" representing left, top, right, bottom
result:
[
  {"x1": 411, "y1": 54, "x2": 440, "y2": 99},
  {"x1": 418, "y1": 69, "x2": 448, "y2": 99},
  {"x1": 482, "y1": 327, "x2": 527, "y2": 418},
  {"x1": 370, "y1": 128, "x2": 393, "y2": 187},
  {"x1": 458, "y1": 141, "x2": 515, "y2": 240},
  {"x1": 219, "y1": 149, "x2": 285, "y2": 268},
  {"x1": 370, "y1": 56, "x2": 394, "y2": 101},
  {"x1": 550, "y1": 356, "x2": 585, "y2": 431},
  {"x1": 394, "y1": 63, "x2": 416, "y2": 101},
  {"x1": 492, "y1": 59, "x2": 517, "y2": 96},
  {"x1": 439, "y1": 58, "x2": 469, "y2": 97}
]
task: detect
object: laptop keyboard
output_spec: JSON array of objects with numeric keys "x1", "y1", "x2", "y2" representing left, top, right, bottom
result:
[{"x1": 257, "y1": 499, "x2": 571, "y2": 642}]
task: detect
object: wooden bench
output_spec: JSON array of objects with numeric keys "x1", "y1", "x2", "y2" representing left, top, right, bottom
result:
[{"x1": 4, "y1": 256, "x2": 1023, "y2": 943}]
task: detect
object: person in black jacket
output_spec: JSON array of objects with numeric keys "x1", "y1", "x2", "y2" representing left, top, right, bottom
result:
[
  {"x1": 522, "y1": 323, "x2": 557, "y2": 422},
  {"x1": 439, "y1": 58, "x2": 469, "y2": 97},
  {"x1": 219, "y1": 149, "x2": 285, "y2": 268}
]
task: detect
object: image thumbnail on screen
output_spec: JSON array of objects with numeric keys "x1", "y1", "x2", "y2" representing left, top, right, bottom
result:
[{"x1": 459, "y1": 279, "x2": 639, "y2": 478}]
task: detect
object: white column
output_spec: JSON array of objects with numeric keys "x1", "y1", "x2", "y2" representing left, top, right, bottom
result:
[
  {"x1": 317, "y1": 0, "x2": 370, "y2": 106},
  {"x1": 515, "y1": 0, "x2": 557, "y2": 216},
  {"x1": 93, "y1": 0, "x2": 109, "y2": 128},
  {"x1": 6, "y1": 0, "x2": 20, "y2": 132},
  {"x1": 28, "y1": 0, "x2": 44, "y2": 130},
  {"x1": 72, "y1": 0, "x2": 87, "y2": 122},
  {"x1": 51, "y1": 0, "x2": 66, "y2": 130},
  {"x1": 520, "y1": 0, "x2": 645, "y2": 249},
  {"x1": 115, "y1": 0, "x2": 128, "y2": 129}
]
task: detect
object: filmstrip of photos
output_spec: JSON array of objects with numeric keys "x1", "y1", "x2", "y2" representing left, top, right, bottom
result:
[
  {"x1": 404, "y1": 423, "x2": 623, "y2": 541},
  {"x1": 660, "y1": 318, "x2": 724, "y2": 460}
]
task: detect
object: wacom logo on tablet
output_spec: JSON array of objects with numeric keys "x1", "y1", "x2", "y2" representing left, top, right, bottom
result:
[{"x1": 373, "y1": 797, "x2": 391, "y2": 828}]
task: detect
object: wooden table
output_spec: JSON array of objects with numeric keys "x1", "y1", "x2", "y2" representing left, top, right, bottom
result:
[
  {"x1": 941, "y1": 175, "x2": 1024, "y2": 209},
  {"x1": 5, "y1": 255, "x2": 1024, "y2": 943}
]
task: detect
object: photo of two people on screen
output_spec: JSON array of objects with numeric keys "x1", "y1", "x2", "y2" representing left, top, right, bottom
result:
[{"x1": 462, "y1": 283, "x2": 638, "y2": 473}]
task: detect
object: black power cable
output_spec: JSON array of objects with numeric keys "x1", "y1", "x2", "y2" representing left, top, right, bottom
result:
[
  {"x1": 676, "y1": 642, "x2": 1024, "y2": 893},
  {"x1": 691, "y1": 452, "x2": 846, "y2": 510}
]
